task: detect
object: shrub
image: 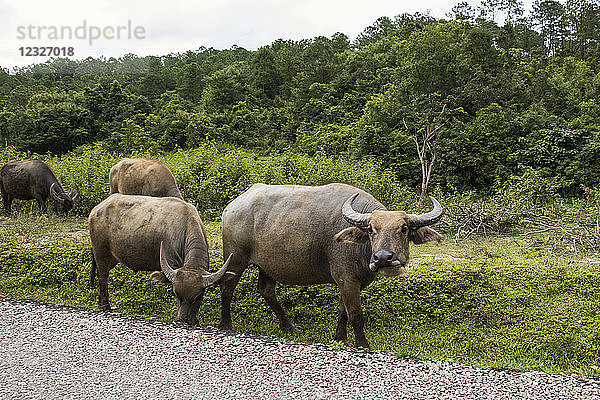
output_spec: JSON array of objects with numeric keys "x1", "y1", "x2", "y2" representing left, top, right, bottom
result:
[{"x1": 0, "y1": 143, "x2": 417, "y2": 219}]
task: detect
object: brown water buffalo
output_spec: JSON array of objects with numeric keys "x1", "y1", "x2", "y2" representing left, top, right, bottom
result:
[
  {"x1": 220, "y1": 183, "x2": 443, "y2": 348},
  {"x1": 89, "y1": 194, "x2": 232, "y2": 325},
  {"x1": 109, "y1": 158, "x2": 182, "y2": 198},
  {"x1": 0, "y1": 160, "x2": 79, "y2": 215}
]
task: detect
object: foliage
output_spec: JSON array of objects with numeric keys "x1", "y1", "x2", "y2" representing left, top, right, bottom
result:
[
  {"x1": 1, "y1": 216, "x2": 599, "y2": 376},
  {"x1": 2, "y1": 1, "x2": 600, "y2": 378},
  {"x1": 1, "y1": 5, "x2": 599, "y2": 194},
  {"x1": 0, "y1": 144, "x2": 416, "y2": 219}
]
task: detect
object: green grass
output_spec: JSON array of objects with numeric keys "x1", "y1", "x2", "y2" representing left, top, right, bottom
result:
[{"x1": 0, "y1": 215, "x2": 599, "y2": 377}]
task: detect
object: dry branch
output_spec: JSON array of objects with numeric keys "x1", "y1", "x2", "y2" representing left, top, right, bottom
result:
[{"x1": 442, "y1": 201, "x2": 600, "y2": 251}]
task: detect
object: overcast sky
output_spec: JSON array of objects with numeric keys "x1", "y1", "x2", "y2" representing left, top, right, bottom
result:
[{"x1": 0, "y1": 0, "x2": 529, "y2": 70}]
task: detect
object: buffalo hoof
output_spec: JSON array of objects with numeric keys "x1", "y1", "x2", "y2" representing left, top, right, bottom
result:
[
  {"x1": 333, "y1": 335, "x2": 350, "y2": 346},
  {"x1": 354, "y1": 340, "x2": 371, "y2": 351},
  {"x1": 173, "y1": 320, "x2": 195, "y2": 328}
]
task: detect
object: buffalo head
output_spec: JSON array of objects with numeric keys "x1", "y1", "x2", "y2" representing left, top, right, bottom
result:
[
  {"x1": 334, "y1": 194, "x2": 443, "y2": 275},
  {"x1": 150, "y1": 242, "x2": 233, "y2": 325},
  {"x1": 50, "y1": 183, "x2": 80, "y2": 214}
]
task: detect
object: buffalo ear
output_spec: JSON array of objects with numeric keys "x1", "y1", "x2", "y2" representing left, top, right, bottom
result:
[
  {"x1": 409, "y1": 227, "x2": 443, "y2": 244},
  {"x1": 334, "y1": 227, "x2": 369, "y2": 244},
  {"x1": 150, "y1": 271, "x2": 170, "y2": 284}
]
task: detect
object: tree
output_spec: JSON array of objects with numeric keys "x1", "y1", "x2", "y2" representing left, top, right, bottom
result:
[
  {"x1": 201, "y1": 64, "x2": 248, "y2": 113},
  {"x1": 0, "y1": 68, "x2": 17, "y2": 99},
  {"x1": 0, "y1": 111, "x2": 15, "y2": 147},
  {"x1": 439, "y1": 103, "x2": 516, "y2": 190},
  {"x1": 530, "y1": 0, "x2": 568, "y2": 55},
  {"x1": 140, "y1": 57, "x2": 175, "y2": 100},
  {"x1": 479, "y1": 0, "x2": 502, "y2": 22},
  {"x1": 355, "y1": 16, "x2": 397, "y2": 48},
  {"x1": 23, "y1": 91, "x2": 92, "y2": 153},
  {"x1": 565, "y1": 0, "x2": 600, "y2": 59},
  {"x1": 250, "y1": 47, "x2": 282, "y2": 100},
  {"x1": 108, "y1": 119, "x2": 153, "y2": 154},
  {"x1": 176, "y1": 63, "x2": 203, "y2": 103},
  {"x1": 500, "y1": 0, "x2": 525, "y2": 24},
  {"x1": 448, "y1": 2, "x2": 476, "y2": 21},
  {"x1": 404, "y1": 103, "x2": 447, "y2": 208}
]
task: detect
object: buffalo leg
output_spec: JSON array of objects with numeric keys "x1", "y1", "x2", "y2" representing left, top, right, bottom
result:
[
  {"x1": 94, "y1": 255, "x2": 116, "y2": 311},
  {"x1": 333, "y1": 296, "x2": 349, "y2": 345},
  {"x1": 35, "y1": 197, "x2": 47, "y2": 214},
  {"x1": 1, "y1": 183, "x2": 9, "y2": 215},
  {"x1": 218, "y1": 258, "x2": 245, "y2": 331},
  {"x1": 338, "y1": 279, "x2": 369, "y2": 349},
  {"x1": 98, "y1": 279, "x2": 111, "y2": 311},
  {"x1": 1, "y1": 194, "x2": 12, "y2": 215},
  {"x1": 257, "y1": 268, "x2": 298, "y2": 333}
]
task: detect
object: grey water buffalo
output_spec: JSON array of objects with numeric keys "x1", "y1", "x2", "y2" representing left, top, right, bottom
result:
[
  {"x1": 220, "y1": 183, "x2": 443, "y2": 349},
  {"x1": 109, "y1": 158, "x2": 182, "y2": 198},
  {"x1": 89, "y1": 194, "x2": 232, "y2": 325},
  {"x1": 0, "y1": 160, "x2": 79, "y2": 215}
]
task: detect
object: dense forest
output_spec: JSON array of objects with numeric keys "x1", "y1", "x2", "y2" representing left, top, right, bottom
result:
[{"x1": 1, "y1": 0, "x2": 600, "y2": 196}]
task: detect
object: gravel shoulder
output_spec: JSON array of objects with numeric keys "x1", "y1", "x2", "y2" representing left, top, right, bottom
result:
[{"x1": 0, "y1": 298, "x2": 599, "y2": 400}]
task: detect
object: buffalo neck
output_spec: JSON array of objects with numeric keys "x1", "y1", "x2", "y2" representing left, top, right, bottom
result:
[{"x1": 180, "y1": 221, "x2": 210, "y2": 272}]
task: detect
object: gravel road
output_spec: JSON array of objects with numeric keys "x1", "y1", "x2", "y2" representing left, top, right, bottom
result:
[{"x1": 0, "y1": 298, "x2": 598, "y2": 400}]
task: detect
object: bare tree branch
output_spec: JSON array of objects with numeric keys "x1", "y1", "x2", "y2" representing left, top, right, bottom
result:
[{"x1": 406, "y1": 104, "x2": 447, "y2": 208}]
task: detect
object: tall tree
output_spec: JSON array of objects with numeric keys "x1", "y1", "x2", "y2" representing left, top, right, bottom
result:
[
  {"x1": 479, "y1": 0, "x2": 502, "y2": 22},
  {"x1": 448, "y1": 2, "x2": 476, "y2": 21},
  {"x1": 531, "y1": 0, "x2": 568, "y2": 55},
  {"x1": 500, "y1": 0, "x2": 525, "y2": 24},
  {"x1": 250, "y1": 47, "x2": 282, "y2": 100},
  {"x1": 565, "y1": 0, "x2": 600, "y2": 59}
]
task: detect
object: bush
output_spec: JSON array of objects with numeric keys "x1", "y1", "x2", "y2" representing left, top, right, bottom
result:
[{"x1": 0, "y1": 143, "x2": 417, "y2": 219}]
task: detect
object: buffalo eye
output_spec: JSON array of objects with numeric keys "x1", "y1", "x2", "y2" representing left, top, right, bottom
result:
[{"x1": 401, "y1": 225, "x2": 408, "y2": 234}]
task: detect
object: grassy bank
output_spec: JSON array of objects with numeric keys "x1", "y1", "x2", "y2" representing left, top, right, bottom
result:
[{"x1": 1, "y1": 215, "x2": 599, "y2": 377}]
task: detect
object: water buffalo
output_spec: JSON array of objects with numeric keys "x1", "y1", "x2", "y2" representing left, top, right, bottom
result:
[
  {"x1": 89, "y1": 194, "x2": 232, "y2": 325},
  {"x1": 0, "y1": 160, "x2": 79, "y2": 215},
  {"x1": 220, "y1": 183, "x2": 443, "y2": 349},
  {"x1": 109, "y1": 158, "x2": 182, "y2": 198}
]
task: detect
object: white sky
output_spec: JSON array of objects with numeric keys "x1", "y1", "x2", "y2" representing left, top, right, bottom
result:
[{"x1": 0, "y1": 0, "x2": 528, "y2": 70}]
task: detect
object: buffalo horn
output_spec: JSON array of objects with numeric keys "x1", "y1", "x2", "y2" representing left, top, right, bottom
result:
[
  {"x1": 341, "y1": 193, "x2": 371, "y2": 229},
  {"x1": 49, "y1": 183, "x2": 64, "y2": 204},
  {"x1": 407, "y1": 196, "x2": 444, "y2": 228},
  {"x1": 159, "y1": 241, "x2": 178, "y2": 282},
  {"x1": 71, "y1": 186, "x2": 80, "y2": 202},
  {"x1": 201, "y1": 253, "x2": 233, "y2": 288}
]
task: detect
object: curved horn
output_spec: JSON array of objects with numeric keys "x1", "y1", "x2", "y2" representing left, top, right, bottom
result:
[
  {"x1": 49, "y1": 183, "x2": 64, "y2": 204},
  {"x1": 71, "y1": 186, "x2": 80, "y2": 202},
  {"x1": 201, "y1": 253, "x2": 233, "y2": 288},
  {"x1": 341, "y1": 193, "x2": 371, "y2": 228},
  {"x1": 159, "y1": 241, "x2": 178, "y2": 283},
  {"x1": 407, "y1": 196, "x2": 444, "y2": 228}
]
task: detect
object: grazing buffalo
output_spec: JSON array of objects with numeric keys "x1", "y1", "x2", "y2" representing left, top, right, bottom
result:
[
  {"x1": 109, "y1": 158, "x2": 182, "y2": 198},
  {"x1": 220, "y1": 183, "x2": 443, "y2": 348},
  {"x1": 0, "y1": 160, "x2": 79, "y2": 215},
  {"x1": 89, "y1": 194, "x2": 232, "y2": 325}
]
